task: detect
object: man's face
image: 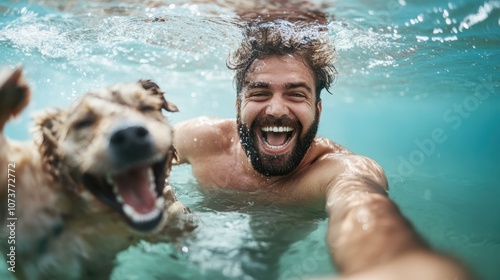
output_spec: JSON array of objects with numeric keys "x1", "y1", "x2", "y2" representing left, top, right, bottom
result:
[{"x1": 237, "y1": 55, "x2": 322, "y2": 176}]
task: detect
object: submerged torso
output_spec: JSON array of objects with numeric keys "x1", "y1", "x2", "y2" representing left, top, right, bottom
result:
[{"x1": 185, "y1": 118, "x2": 352, "y2": 208}]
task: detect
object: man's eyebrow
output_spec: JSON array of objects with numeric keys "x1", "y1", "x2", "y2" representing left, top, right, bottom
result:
[
  {"x1": 243, "y1": 81, "x2": 313, "y2": 92},
  {"x1": 244, "y1": 81, "x2": 270, "y2": 89},
  {"x1": 284, "y1": 82, "x2": 313, "y2": 93}
]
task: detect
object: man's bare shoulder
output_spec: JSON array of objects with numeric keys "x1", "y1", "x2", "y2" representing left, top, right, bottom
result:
[
  {"x1": 312, "y1": 136, "x2": 353, "y2": 157},
  {"x1": 305, "y1": 137, "x2": 388, "y2": 194},
  {"x1": 176, "y1": 116, "x2": 234, "y2": 135}
]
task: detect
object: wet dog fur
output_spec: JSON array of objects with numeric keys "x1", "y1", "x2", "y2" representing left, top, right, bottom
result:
[{"x1": 0, "y1": 67, "x2": 195, "y2": 280}]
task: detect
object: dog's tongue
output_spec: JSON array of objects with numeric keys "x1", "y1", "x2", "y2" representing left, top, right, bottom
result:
[
  {"x1": 113, "y1": 166, "x2": 156, "y2": 214},
  {"x1": 266, "y1": 132, "x2": 287, "y2": 146}
]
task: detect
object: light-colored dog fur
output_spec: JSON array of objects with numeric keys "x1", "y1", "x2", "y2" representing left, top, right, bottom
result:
[{"x1": 0, "y1": 68, "x2": 196, "y2": 280}]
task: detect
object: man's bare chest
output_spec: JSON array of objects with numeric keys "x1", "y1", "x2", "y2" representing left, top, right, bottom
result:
[{"x1": 189, "y1": 152, "x2": 322, "y2": 202}]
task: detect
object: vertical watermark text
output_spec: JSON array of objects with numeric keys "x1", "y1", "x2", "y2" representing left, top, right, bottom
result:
[
  {"x1": 6, "y1": 162, "x2": 17, "y2": 273},
  {"x1": 397, "y1": 74, "x2": 497, "y2": 177}
]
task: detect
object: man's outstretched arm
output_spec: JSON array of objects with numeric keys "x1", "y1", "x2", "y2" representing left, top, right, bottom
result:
[{"x1": 324, "y1": 155, "x2": 471, "y2": 279}]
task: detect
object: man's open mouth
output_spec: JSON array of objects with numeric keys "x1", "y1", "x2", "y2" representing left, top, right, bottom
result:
[
  {"x1": 258, "y1": 126, "x2": 296, "y2": 152},
  {"x1": 82, "y1": 154, "x2": 168, "y2": 232}
]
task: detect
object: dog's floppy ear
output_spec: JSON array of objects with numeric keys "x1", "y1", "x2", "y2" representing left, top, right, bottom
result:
[
  {"x1": 138, "y1": 79, "x2": 179, "y2": 112},
  {"x1": 0, "y1": 66, "x2": 31, "y2": 131},
  {"x1": 34, "y1": 108, "x2": 70, "y2": 184}
]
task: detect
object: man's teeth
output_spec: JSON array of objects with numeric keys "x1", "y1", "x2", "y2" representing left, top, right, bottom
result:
[
  {"x1": 260, "y1": 126, "x2": 294, "y2": 149},
  {"x1": 261, "y1": 126, "x2": 294, "y2": 132},
  {"x1": 122, "y1": 204, "x2": 161, "y2": 223},
  {"x1": 267, "y1": 144, "x2": 285, "y2": 149}
]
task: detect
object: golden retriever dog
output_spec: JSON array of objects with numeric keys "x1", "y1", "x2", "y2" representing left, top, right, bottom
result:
[{"x1": 0, "y1": 67, "x2": 196, "y2": 280}]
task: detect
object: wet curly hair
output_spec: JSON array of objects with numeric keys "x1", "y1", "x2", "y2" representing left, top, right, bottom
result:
[{"x1": 227, "y1": 20, "x2": 337, "y2": 101}]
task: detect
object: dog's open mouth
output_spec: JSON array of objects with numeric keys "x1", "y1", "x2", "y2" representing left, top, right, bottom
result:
[{"x1": 82, "y1": 155, "x2": 168, "y2": 232}]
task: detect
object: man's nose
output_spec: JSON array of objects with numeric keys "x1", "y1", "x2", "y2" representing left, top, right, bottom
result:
[
  {"x1": 264, "y1": 96, "x2": 289, "y2": 117},
  {"x1": 265, "y1": 96, "x2": 289, "y2": 117}
]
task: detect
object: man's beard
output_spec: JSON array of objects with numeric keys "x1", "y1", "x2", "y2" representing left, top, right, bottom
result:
[{"x1": 237, "y1": 110, "x2": 319, "y2": 177}]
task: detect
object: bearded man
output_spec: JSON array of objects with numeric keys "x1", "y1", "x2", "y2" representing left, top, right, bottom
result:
[{"x1": 174, "y1": 21, "x2": 469, "y2": 279}]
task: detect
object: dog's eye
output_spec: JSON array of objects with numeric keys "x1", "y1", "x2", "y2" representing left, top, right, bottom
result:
[
  {"x1": 139, "y1": 104, "x2": 156, "y2": 112},
  {"x1": 74, "y1": 117, "x2": 95, "y2": 129}
]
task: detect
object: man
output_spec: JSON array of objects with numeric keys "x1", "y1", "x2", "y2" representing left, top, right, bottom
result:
[{"x1": 174, "y1": 21, "x2": 469, "y2": 279}]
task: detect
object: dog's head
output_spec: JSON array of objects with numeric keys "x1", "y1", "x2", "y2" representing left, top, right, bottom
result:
[{"x1": 36, "y1": 80, "x2": 179, "y2": 232}]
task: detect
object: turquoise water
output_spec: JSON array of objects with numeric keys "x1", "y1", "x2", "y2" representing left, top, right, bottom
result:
[{"x1": 1, "y1": 0, "x2": 499, "y2": 279}]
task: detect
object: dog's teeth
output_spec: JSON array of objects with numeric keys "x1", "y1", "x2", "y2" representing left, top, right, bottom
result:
[
  {"x1": 140, "y1": 209, "x2": 160, "y2": 222},
  {"x1": 123, "y1": 204, "x2": 135, "y2": 217},
  {"x1": 148, "y1": 168, "x2": 154, "y2": 180},
  {"x1": 108, "y1": 176, "x2": 124, "y2": 203},
  {"x1": 112, "y1": 183, "x2": 121, "y2": 200},
  {"x1": 156, "y1": 197, "x2": 165, "y2": 209},
  {"x1": 122, "y1": 203, "x2": 161, "y2": 223},
  {"x1": 106, "y1": 175, "x2": 114, "y2": 186},
  {"x1": 148, "y1": 168, "x2": 155, "y2": 191}
]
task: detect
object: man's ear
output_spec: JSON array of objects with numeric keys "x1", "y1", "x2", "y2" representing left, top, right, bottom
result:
[
  {"x1": 317, "y1": 100, "x2": 322, "y2": 115},
  {"x1": 138, "y1": 79, "x2": 179, "y2": 113},
  {"x1": 235, "y1": 94, "x2": 242, "y2": 110}
]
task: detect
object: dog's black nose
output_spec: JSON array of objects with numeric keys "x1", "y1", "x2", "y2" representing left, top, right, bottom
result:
[{"x1": 109, "y1": 125, "x2": 153, "y2": 160}]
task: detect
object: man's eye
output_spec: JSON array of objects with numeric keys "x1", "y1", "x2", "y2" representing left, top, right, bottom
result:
[
  {"x1": 289, "y1": 92, "x2": 306, "y2": 99},
  {"x1": 250, "y1": 92, "x2": 268, "y2": 98},
  {"x1": 74, "y1": 117, "x2": 95, "y2": 129}
]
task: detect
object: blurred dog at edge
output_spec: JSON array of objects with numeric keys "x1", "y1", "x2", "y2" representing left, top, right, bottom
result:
[{"x1": 0, "y1": 67, "x2": 196, "y2": 280}]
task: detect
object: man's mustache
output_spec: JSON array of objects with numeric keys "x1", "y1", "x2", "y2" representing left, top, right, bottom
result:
[{"x1": 253, "y1": 116, "x2": 299, "y2": 129}]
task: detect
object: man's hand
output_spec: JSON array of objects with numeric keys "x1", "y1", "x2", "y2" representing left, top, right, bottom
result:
[{"x1": 324, "y1": 155, "x2": 471, "y2": 279}]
